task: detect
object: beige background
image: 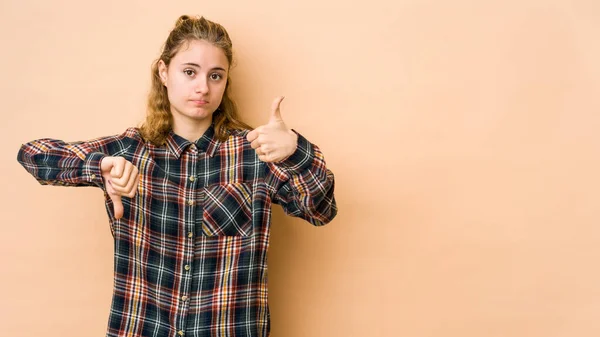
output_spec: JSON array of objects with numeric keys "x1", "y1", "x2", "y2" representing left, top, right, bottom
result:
[{"x1": 1, "y1": 0, "x2": 599, "y2": 336}]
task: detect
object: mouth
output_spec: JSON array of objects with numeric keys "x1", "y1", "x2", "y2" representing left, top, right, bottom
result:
[{"x1": 191, "y1": 100, "x2": 209, "y2": 106}]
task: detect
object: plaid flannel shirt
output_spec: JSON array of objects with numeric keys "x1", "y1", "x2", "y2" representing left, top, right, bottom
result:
[{"x1": 17, "y1": 125, "x2": 337, "y2": 337}]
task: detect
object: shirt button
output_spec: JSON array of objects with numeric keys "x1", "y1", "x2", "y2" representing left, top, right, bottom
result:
[
  {"x1": 184, "y1": 265, "x2": 191, "y2": 271},
  {"x1": 187, "y1": 232, "x2": 193, "y2": 238},
  {"x1": 189, "y1": 176, "x2": 196, "y2": 182},
  {"x1": 91, "y1": 174, "x2": 96, "y2": 180},
  {"x1": 187, "y1": 200, "x2": 195, "y2": 206},
  {"x1": 177, "y1": 331, "x2": 185, "y2": 336},
  {"x1": 181, "y1": 295, "x2": 188, "y2": 301}
]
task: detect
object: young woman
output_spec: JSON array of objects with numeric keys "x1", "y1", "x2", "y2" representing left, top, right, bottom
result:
[{"x1": 17, "y1": 15, "x2": 337, "y2": 337}]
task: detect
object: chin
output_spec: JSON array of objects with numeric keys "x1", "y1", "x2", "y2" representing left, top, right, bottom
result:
[{"x1": 188, "y1": 109, "x2": 214, "y2": 119}]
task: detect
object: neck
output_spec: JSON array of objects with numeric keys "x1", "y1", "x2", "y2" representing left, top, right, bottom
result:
[{"x1": 171, "y1": 114, "x2": 213, "y2": 143}]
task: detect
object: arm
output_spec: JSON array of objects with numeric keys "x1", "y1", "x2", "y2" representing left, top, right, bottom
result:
[
  {"x1": 246, "y1": 97, "x2": 338, "y2": 225},
  {"x1": 265, "y1": 132, "x2": 337, "y2": 226},
  {"x1": 16, "y1": 129, "x2": 133, "y2": 189}
]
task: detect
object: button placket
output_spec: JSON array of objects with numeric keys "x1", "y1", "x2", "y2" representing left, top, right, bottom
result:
[{"x1": 178, "y1": 145, "x2": 198, "y2": 334}]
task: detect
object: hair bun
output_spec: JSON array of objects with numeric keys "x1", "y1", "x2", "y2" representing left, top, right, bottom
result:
[{"x1": 176, "y1": 15, "x2": 191, "y2": 26}]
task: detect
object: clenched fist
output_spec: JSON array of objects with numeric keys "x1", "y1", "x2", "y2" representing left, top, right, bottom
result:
[{"x1": 100, "y1": 156, "x2": 139, "y2": 219}]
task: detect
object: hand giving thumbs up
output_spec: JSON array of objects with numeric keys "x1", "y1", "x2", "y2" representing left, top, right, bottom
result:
[{"x1": 246, "y1": 96, "x2": 298, "y2": 163}]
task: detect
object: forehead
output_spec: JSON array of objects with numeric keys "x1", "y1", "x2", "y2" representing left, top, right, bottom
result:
[{"x1": 172, "y1": 39, "x2": 229, "y2": 68}]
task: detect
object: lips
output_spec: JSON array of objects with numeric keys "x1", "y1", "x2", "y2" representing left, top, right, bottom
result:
[{"x1": 191, "y1": 100, "x2": 209, "y2": 105}]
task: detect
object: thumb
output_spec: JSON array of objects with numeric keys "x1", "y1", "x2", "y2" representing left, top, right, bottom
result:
[
  {"x1": 269, "y1": 96, "x2": 285, "y2": 122},
  {"x1": 111, "y1": 193, "x2": 124, "y2": 220},
  {"x1": 106, "y1": 180, "x2": 124, "y2": 219}
]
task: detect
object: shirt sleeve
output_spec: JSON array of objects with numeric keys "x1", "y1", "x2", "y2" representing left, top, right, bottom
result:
[
  {"x1": 265, "y1": 131, "x2": 338, "y2": 226},
  {"x1": 16, "y1": 128, "x2": 136, "y2": 190}
]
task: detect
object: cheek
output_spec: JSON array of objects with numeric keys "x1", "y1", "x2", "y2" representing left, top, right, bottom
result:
[
  {"x1": 166, "y1": 77, "x2": 187, "y2": 99},
  {"x1": 213, "y1": 82, "x2": 227, "y2": 98}
]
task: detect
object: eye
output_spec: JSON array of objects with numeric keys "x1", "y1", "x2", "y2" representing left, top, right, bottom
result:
[
  {"x1": 210, "y1": 73, "x2": 223, "y2": 81},
  {"x1": 184, "y1": 69, "x2": 196, "y2": 77}
]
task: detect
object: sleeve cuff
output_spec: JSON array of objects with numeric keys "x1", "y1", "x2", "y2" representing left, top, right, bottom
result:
[
  {"x1": 274, "y1": 130, "x2": 314, "y2": 173},
  {"x1": 81, "y1": 152, "x2": 106, "y2": 188}
]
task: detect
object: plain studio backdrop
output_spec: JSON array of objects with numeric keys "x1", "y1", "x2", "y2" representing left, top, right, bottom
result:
[{"x1": 1, "y1": 0, "x2": 599, "y2": 336}]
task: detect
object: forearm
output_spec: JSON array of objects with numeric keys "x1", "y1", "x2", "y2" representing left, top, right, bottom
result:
[{"x1": 267, "y1": 132, "x2": 338, "y2": 226}]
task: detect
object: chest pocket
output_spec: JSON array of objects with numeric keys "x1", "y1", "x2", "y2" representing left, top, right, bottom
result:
[{"x1": 201, "y1": 182, "x2": 253, "y2": 237}]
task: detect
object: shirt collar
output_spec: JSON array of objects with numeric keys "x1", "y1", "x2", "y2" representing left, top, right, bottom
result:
[{"x1": 165, "y1": 124, "x2": 224, "y2": 159}]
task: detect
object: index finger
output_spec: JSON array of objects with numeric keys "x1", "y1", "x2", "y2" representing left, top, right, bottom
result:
[
  {"x1": 110, "y1": 157, "x2": 125, "y2": 178},
  {"x1": 247, "y1": 129, "x2": 258, "y2": 142}
]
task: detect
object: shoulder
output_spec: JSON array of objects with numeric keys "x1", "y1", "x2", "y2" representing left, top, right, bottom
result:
[
  {"x1": 228, "y1": 128, "x2": 251, "y2": 138},
  {"x1": 105, "y1": 127, "x2": 146, "y2": 148},
  {"x1": 122, "y1": 127, "x2": 144, "y2": 141},
  {"x1": 87, "y1": 127, "x2": 145, "y2": 153},
  {"x1": 86, "y1": 127, "x2": 143, "y2": 143},
  {"x1": 226, "y1": 128, "x2": 252, "y2": 146}
]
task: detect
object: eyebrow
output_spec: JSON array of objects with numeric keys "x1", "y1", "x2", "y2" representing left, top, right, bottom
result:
[{"x1": 182, "y1": 62, "x2": 227, "y2": 72}]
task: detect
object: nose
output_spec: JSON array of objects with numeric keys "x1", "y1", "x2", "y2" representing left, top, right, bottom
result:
[{"x1": 195, "y1": 78, "x2": 209, "y2": 94}]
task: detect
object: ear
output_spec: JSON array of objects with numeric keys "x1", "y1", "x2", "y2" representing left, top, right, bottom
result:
[{"x1": 158, "y1": 60, "x2": 168, "y2": 87}]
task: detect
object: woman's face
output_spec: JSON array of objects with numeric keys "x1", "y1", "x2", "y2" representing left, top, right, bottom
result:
[{"x1": 158, "y1": 39, "x2": 229, "y2": 126}]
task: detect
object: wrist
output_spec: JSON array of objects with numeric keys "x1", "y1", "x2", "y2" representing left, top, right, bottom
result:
[
  {"x1": 287, "y1": 129, "x2": 298, "y2": 156},
  {"x1": 274, "y1": 130, "x2": 314, "y2": 172}
]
